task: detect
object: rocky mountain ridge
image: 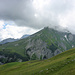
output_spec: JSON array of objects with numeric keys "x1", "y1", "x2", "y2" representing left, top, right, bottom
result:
[{"x1": 25, "y1": 27, "x2": 75, "y2": 59}]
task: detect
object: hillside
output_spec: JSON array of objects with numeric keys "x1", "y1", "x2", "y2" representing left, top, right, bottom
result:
[
  {"x1": 0, "y1": 48, "x2": 75, "y2": 75},
  {"x1": 0, "y1": 27, "x2": 75, "y2": 64}
]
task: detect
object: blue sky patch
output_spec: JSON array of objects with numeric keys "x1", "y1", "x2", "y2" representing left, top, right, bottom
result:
[{"x1": 3, "y1": 23, "x2": 8, "y2": 29}]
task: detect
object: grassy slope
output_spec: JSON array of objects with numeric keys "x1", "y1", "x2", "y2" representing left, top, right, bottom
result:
[
  {"x1": 0, "y1": 48, "x2": 75, "y2": 75},
  {"x1": 0, "y1": 38, "x2": 29, "y2": 56}
]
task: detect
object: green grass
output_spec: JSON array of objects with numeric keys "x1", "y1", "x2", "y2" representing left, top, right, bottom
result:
[{"x1": 0, "y1": 48, "x2": 75, "y2": 75}]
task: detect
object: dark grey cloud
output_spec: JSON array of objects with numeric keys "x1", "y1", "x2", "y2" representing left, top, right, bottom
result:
[{"x1": 0, "y1": 0, "x2": 75, "y2": 33}]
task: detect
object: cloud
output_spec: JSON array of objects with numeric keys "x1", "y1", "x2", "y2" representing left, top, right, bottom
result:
[
  {"x1": 0, "y1": 0, "x2": 75, "y2": 33},
  {"x1": 0, "y1": 22, "x2": 38, "y2": 41},
  {"x1": 0, "y1": 20, "x2": 4, "y2": 29}
]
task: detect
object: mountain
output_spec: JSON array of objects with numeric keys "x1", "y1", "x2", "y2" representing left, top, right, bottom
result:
[
  {"x1": 0, "y1": 38, "x2": 18, "y2": 44},
  {"x1": 21, "y1": 34, "x2": 30, "y2": 39},
  {"x1": 0, "y1": 48, "x2": 75, "y2": 75},
  {"x1": 0, "y1": 27, "x2": 75, "y2": 63},
  {"x1": 0, "y1": 34, "x2": 30, "y2": 45}
]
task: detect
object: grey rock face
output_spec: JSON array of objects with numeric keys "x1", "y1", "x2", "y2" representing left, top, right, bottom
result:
[
  {"x1": 26, "y1": 39, "x2": 49, "y2": 59},
  {"x1": 59, "y1": 42, "x2": 66, "y2": 50},
  {"x1": 26, "y1": 39, "x2": 61, "y2": 59},
  {"x1": 69, "y1": 34, "x2": 73, "y2": 41}
]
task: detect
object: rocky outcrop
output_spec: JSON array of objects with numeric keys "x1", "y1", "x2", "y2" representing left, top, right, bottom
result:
[{"x1": 26, "y1": 39, "x2": 63, "y2": 59}]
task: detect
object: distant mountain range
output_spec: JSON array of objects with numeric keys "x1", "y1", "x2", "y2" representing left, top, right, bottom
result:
[
  {"x1": 0, "y1": 38, "x2": 18, "y2": 44},
  {"x1": 0, "y1": 34, "x2": 30, "y2": 44}
]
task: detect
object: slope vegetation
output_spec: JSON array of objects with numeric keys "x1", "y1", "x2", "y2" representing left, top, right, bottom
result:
[{"x1": 0, "y1": 48, "x2": 75, "y2": 75}]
